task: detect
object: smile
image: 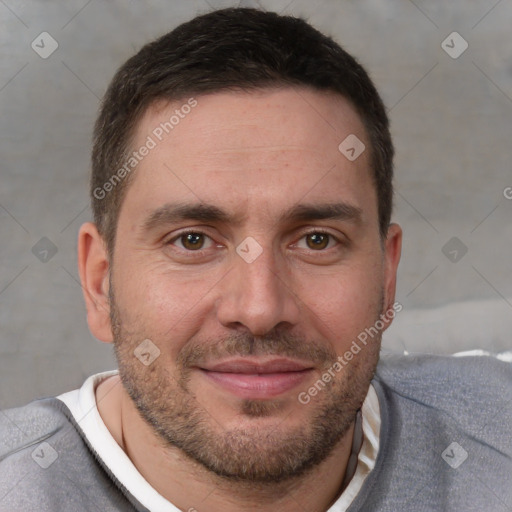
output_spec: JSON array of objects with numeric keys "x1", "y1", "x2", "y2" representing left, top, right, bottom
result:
[{"x1": 197, "y1": 358, "x2": 315, "y2": 399}]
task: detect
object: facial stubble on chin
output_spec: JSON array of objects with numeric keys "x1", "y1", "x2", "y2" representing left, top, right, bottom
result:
[{"x1": 109, "y1": 286, "x2": 382, "y2": 484}]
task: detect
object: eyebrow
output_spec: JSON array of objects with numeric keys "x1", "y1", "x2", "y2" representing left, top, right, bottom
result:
[
  {"x1": 141, "y1": 201, "x2": 363, "y2": 232},
  {"x1": 283, "y1": 202, "x2": 363, "y2": 224},
  {"x1": 142, "y1": 202, "x2": 233, "y2": 232}
]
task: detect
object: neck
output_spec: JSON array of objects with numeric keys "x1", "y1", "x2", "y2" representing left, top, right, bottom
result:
[{"x1": 96, "y1": 375, "x2": 357, "y2": 512}]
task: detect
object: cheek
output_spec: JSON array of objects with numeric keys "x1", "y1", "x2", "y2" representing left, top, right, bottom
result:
[
  {"x1": 112, "y1": 260, "x2": 220, "y2": 350},
  {"x1": 296, "y1": 260, "x2": 383, "y2": 351}
]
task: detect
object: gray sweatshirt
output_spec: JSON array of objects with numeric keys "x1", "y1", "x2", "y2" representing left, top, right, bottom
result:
[{"x1": 1, "y1": 354, "x2": 511, "y2": 511}]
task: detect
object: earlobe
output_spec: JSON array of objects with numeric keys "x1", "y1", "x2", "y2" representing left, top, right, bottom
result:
[
  {"x1": 78, "y1": 222, "x2": 113, "y2": 343},
  {"x1": 382, "y1": 223, "x2": 402, "y2": 324}
]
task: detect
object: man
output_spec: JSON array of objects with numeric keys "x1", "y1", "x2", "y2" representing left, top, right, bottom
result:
[{"x1": 0, "y1": 7, "x2": 510, "y2": 512}]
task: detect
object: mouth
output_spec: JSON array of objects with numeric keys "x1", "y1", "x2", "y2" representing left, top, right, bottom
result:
[{"x1": 197, "y1": 358, "x2": 315, "y2": 399}]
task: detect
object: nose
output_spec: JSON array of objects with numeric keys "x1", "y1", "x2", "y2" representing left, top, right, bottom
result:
[{"x1": 215, "y1": 245, "x2": 301, "y2": 336}]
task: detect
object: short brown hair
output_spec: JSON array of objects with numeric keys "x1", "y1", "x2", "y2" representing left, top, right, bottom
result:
[{"x1": 91, "y1": 7, "x2": 394, "y2": 255}]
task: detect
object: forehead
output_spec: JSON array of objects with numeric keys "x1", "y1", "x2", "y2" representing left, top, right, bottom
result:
[{"x1": 123, "y1": 87, "x2": 376, "y2": 225}]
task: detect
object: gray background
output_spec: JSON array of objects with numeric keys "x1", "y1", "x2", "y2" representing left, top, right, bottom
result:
[{"x1": 1, "y1": 0, "x2": 511, "y2": 409}]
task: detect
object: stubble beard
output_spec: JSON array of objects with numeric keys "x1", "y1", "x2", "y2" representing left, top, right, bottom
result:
[{"x1": 110, "y1": 291, "x2": 382, "y2": 485}]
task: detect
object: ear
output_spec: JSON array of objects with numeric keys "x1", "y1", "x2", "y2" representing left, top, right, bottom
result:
[
  {"x1": 381, "y1": 223, "x2": 402, "y2": 329},
  {"x1": 78, "y1": 222, "x2": 113, "y2": 343}
]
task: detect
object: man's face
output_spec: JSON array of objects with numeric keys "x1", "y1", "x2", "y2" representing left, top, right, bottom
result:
[{"x1": 107, "y1": 87, "x2": 399, "y2": 482}]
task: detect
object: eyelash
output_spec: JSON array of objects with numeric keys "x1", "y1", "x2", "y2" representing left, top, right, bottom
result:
[
  {"x1": 166, "y1": 229, "x2": 343, "y2": 253},
  {"x1": 296, "y1": 229, "x2": 341, "y2": 250},
  {"x1": 167, "y1": 230, "x2": 216, "y2": 251}
]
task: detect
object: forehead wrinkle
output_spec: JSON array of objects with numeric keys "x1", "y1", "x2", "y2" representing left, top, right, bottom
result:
[{"x1": 206, "y1": 145, "x2": 324, "y2": 154}]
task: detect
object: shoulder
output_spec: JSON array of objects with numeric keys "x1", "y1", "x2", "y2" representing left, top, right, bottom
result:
[
  {"x1": 0, "y1": 398, "x2": 135, "y2": 511},
  {"x1": 375, "y1": 352, "x2": 512, "y2": 404},
  {"x1": 356, "y1": 354, "x2": 512, "y2": 509},
  {"x1": 373, "y1": 352, "x2": 512, "y2": 456},
  {"x1": 0, "y1": 398, "x2": 75, "y2": 509},
  {"x1": 0, "y1": 397, "x2": 72, "y2": 463}
]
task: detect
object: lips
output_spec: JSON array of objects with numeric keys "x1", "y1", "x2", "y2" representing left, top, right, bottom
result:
[
  {"x1": 204, "y1": 358, "x2": 312, "y2": 374},
  {"x1": 198, "y1": 358, "x2": 314, "y2": 399}
]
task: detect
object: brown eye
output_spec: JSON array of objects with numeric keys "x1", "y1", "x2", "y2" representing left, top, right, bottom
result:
[
  {"x1": 178, "y1": 232, "x2": 206, "y2": 250},
  {"x1": 305, "y1": 233, "x2": 330, "y2": 250}
]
